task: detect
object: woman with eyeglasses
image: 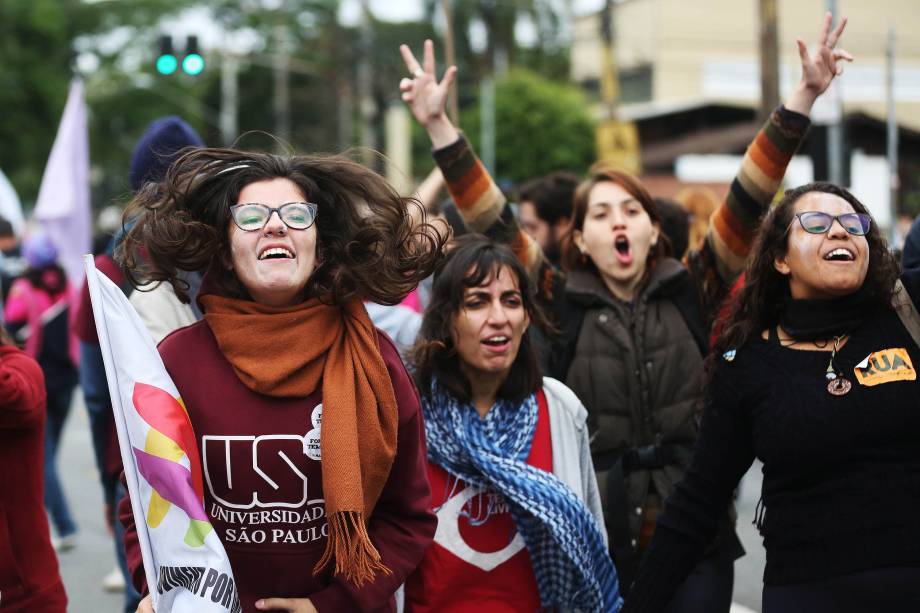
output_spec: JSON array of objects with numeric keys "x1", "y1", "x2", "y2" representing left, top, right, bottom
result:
[
  {"x1": 399, "y1": 13, "x2": 851, "y2": 610},
  {"x1": 118, "y1": 148, "x2": 446, "y2": 613},
  {"x1": 622, "y1": 182, "x2": 920, "y2": 612}
]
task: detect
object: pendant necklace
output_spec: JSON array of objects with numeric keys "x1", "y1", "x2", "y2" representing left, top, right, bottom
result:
[{"x1": 825, "y1": 335, "x2": 851, "y2": 396}]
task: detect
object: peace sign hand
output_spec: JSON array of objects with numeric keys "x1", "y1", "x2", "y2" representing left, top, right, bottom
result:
[
  {"x1": 399, "y1": 39, "x2": 460, "y2": 149},
  {"x1": 796, "y1": 11, "x2": 853, "y2": 97}
]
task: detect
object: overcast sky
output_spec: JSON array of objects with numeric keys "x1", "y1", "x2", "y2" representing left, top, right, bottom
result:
[
  {"x1": 76, "y1": 0, "x2": 607, "y2": 74},
  {"x1": 338, "y1": 0, "x2": 606, "y2": 24}
]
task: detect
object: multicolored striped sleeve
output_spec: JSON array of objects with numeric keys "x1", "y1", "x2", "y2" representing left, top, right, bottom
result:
[
  {"x1": 432, "y1": 133, "x2": 548, "y2": 282},
  {"x1": 704, "y1": 105, "x2": 811, "y2": 283}
]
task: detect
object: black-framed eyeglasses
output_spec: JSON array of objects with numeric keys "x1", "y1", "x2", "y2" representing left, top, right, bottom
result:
[
  {"x1": 788, "y1": 211, "x2": 872, "y2": 236},
  {"x1": 229, "y1": 202, "x2": 318, "y2": 232}
]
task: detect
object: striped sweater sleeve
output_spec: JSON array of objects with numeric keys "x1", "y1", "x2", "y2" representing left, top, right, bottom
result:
[
  {"x1": 432, "y1": 133, "x2": 548, "y2": 282},
  {"x1": 703, "y1": 105, "x2": 811, "y2": 283}
]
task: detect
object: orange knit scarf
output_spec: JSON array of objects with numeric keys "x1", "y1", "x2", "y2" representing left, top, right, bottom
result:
[{"x1": 200, "y1": 294, "x2": 397, "y2": 586}]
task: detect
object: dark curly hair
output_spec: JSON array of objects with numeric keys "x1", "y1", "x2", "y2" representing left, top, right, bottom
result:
[
  {"x1": 712, "y1": 182, "x2": 900, "y2": 360},
  {"x1": 118, "y1": 147, "x2": 447, "y2": 305},
  {"x1": 411, "y1": 234, "x2": 549, "y2": 405}
]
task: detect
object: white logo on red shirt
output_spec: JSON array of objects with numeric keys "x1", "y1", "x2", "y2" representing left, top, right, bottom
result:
[
  {"x1": 202, "y1": 429, "x2": 321, "y2": 510},
  {"x1": 433, "y1": 486, "x2": 526, "y2": 571}
]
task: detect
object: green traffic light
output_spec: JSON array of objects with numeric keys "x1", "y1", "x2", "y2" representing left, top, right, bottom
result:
[
  {"x1": 156, "y1": 54, "x2": 178, "y2": 75},
  {"x1": 182, "y1": 53, "x2": 205, "y2": 75}
]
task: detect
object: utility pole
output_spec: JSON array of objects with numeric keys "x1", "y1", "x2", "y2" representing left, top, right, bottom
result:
[
  {"x1": 220, "y1": 52, "x2": 239, "y2": 146},
  {"x1": 600, "y1": 0, "x2": 620, "y2": 121},
  {"x1": 758, "y1": 0, "x2": 780, "y2": 119},
  {"x1": 826, "y1": 0, "x2": 844, "y2": 185},
  {"x1": 479, "y1": 0, "x2": 499, "y2": 174},
  {"x1": 357, "y1": 0, "x2": 377, "y2": 167},
  {"x1": 273, "y1": 24, "x2": 292, "y2": 145},
  {"x1": 440, "y1": 0, "x2": 459, "y2": 124},
  {"x1": 887, "y1": 25, "x2": 899, "y2": 244},
  {"x1": 595, "y1": 0, "x2": 641, "y2": 174}
]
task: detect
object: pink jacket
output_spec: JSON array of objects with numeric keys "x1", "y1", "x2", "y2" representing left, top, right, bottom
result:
[{"x1": 4, "y1": 277, "x2": 80, "y2": 368}]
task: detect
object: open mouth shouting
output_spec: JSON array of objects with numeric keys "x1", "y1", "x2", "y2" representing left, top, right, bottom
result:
[
  {"x1": 481, "y1": 334, "x2": 511, "y2": 353},
  {"x1": 822, "y1": 247, "x2": 856, "y2": 262},
  {"x1": 614, "y1": 235, "x2": 633, "y2": 266}
]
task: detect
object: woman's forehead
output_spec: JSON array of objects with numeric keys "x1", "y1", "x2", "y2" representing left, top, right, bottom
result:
[
  {"x1": 237, "y1": 177, "x2": 305, "y2": 204},
  {"x1": 793, "y1": 192, "x2": 857, "y2": 216},
  {"x1": 588, "y1": 181, "x2": 635, "y2": 208},
  {"x1": 462, "y1": 263, "x2": 521, "y2": 292}
]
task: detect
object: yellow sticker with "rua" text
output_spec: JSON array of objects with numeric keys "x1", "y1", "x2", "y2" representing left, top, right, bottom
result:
[{"x1": 854, "y1": 348, "x2": 917, "y2": 386}]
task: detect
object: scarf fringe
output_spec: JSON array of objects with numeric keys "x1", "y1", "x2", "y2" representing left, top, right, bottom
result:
[{"x1": 313, "y1": 511, "x2": 391, "y2": 587}]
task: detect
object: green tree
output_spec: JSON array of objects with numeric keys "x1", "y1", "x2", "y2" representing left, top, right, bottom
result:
[
  {"x1": 461, "y1": 68, "x2": 594, "y2": 185},
  {"x1": 0, "y1": 0, "x2": 196, "y2": 207}
]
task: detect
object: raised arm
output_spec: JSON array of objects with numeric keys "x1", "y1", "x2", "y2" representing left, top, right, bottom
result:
[
  {"x1": 413, "y1": 166, "x2": 445, "y2": 215},
  {"x1": 700, "y1": 13, "x2": 853, "y2": 290},
  {"x1": 398, "y1": 40, "x2": 552, "y2": 289}
]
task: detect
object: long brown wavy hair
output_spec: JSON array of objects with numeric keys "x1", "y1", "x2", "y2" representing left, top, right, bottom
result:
[
  {"x1": 118, "y1": 147, "x2": 448, "y2": 305},
  {"x1": 712, "y1": 182, "x2": 900, "y2": 361}
]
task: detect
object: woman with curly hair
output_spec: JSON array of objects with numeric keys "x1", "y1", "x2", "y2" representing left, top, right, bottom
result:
[
  {"x1": 623, "y1": 183, "x2": 920, "y2": 612},
  {"x1": 118, "y1": 147, "x2": 446, "y2": 613},
  {"x1": 399, "y1": 13, "x2": 851, "y2": 610}
]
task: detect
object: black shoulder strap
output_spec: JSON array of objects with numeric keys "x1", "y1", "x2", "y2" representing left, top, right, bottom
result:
[
  {"x1": 547, "y1": 305, "x2": 585, "y2": 381},
  {"x1": 670, "y1": 271, "x2": 709, "y2": 357},
  {"x1": 892, "y1": 279, "x2": 920, "y2": 348}
]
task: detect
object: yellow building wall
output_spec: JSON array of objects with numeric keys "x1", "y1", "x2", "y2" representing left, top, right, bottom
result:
[{"x1": 573, "y1": 0, "x2": 920, "y2": 129}]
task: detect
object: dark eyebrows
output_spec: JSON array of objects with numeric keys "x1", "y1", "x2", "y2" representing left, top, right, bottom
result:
[
  {"x1": 462, "y1": 288, "x2": 523, "y2": 300},
  {"x1": 588, "y1": 197, "x2": 638, "y2": 210},
  {"x1": 463, "y1": 289, "x2": 491, "y2": 300}
]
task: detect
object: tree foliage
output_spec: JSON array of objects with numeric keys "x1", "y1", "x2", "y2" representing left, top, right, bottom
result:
[
  {"x1": 0, "y1": 0, "x2": 581, "y2": 214},
  {"x1": 0, "y1": 0, "x2": 198, "y2": 207},
  {"x1": 461, "y1": 68, "x2": 595, "y2": 185}
]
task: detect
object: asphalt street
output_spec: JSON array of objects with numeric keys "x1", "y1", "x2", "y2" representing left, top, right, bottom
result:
[{"x1": 53, "y1": 394, "x2": 767, "y2": 612}]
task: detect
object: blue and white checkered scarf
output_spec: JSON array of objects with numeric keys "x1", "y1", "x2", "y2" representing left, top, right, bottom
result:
[{"x1": 424, "y1": 380, "x2": 622, "y2": 612}]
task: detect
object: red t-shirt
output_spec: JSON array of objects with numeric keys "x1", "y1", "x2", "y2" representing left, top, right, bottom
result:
[{"x1": 405, "y1": 390, "x2": 552, "y2": 613}]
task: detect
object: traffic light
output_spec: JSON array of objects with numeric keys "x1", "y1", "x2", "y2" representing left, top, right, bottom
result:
[
  {"x1": 154, "y1": 35, "x2": 205, "y2": 76},
  {"x1": 155, "y1": 36, "x2": 178, "y2": 75},
  {"x1": 182, "y1": 36, "x2": 205, "y2": 76}
]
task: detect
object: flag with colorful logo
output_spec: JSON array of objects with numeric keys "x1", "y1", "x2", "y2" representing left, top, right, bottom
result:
[{"x1": 84, "y1": 255, "x2": 240, "y2": 613}]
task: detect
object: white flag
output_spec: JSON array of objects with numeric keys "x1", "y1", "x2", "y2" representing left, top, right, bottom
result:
[
  {"x1": 34, "y1": 79, "x2": 91, "y2": 283},
  {"x1": 84, "y1": 255, "x2": 240, "y2": 613},
  {"x1": 0, "y1": 168, "x2": 25, "y2": 236}
]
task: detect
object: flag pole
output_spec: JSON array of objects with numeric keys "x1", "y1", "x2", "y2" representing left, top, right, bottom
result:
[{"x1": 83, "y1": 254, "x2": 160, "y2": 603}]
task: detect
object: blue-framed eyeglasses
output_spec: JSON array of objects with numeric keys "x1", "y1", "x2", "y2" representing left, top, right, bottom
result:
[
  {"x1": 229, "y1": 202, "x2": 318, "y2": 232},
  {"x1": 787, "y1": 211, "x2": 872, "y2": 237}
]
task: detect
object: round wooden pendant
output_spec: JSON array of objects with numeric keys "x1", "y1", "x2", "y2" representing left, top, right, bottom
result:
[{"x1": 827, "y1": 376, "x2": 852, "y2": 396}]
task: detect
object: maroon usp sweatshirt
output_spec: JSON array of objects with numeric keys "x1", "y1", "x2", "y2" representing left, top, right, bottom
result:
[{"x1": 121, "y1": 320, "x2": 436, "y2": 612}]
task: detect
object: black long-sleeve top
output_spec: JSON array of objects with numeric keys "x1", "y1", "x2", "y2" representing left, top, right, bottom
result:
[{"x1": 623, "y1": 272, "x2": 920, "y2": 612}]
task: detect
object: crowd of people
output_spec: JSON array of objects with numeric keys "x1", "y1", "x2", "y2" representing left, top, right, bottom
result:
[{"x1": 4, "y1": 10, "x2": 920, "y2": 613}]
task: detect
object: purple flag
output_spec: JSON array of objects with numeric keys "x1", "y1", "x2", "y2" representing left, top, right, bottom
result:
[
  {"x1": 0, "y1": 169, "x2": 24, "y2": 236},
  {"x1": 34, "y1": 78, "x2": 91, "y2": 284}
]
